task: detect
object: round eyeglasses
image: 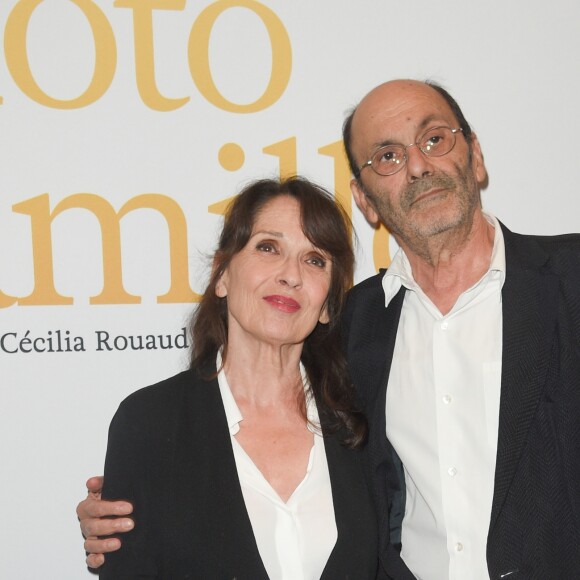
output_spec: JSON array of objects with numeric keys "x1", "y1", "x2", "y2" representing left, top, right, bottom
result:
[{"x1": 356, "y1": 126, "x2": 463, "y2": 177}]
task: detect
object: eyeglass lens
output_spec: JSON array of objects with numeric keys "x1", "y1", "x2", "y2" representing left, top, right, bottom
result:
[{"x1": 372, "y1": 127, "x2": 458, "y2": 176}]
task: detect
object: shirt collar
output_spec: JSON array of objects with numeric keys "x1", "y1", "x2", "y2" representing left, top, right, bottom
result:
[
  {"x1": 216, "y1": 351, "x2": 320, "y2": 436},
  {"x1": 216, "y1": 351, "x2": 244, "y2": 435},
  {"x1": 382, "y1": 212, "x2": 506, "y2": 308}
]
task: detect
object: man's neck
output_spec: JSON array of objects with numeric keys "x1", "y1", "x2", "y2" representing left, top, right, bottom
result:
[{"x1": 400, "y1": 211, "x2": 495, "y2": 315}]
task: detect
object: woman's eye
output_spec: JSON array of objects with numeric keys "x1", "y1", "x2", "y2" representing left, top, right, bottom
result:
[
  {"x1": 256, "y1": 241, "x2": 277, "y2": 253},
  {"x1": 308, "y1": 255, "x2": 327, "y2": 268}
]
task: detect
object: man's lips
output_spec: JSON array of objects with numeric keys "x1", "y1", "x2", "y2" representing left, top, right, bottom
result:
[
  {"x1": 410, "y1": 187, "x2": 447, "y2": 206},
  {"x1": 263, "y1": 295, "x2": 301, "y2": 313}
]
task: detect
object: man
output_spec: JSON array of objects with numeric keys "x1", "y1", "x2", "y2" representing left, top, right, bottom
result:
[{"x1": 78, "y1": 80, "x2": 580, "y2": 579}]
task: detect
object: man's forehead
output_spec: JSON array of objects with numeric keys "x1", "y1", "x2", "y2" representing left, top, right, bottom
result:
[
  {"x1": 359, "y1": 80, "x2": 444, "y2": 110},
  {"x1": 353, "y1": 81, "x2": 455, "y2": 139}
]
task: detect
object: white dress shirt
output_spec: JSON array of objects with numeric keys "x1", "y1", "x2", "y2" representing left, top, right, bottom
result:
[
  {"x1": 217, "y1": 359, "x2": 338, "y2": 580},
  {"x1": 383, "y1": 214, "x2": 506, "y2": 580}
]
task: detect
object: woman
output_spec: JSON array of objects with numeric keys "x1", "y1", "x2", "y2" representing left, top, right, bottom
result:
[{"x1": 97, "y1": 177, "x2": 377, "y2": 579}]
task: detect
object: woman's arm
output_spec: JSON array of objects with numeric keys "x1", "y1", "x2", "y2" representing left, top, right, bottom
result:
[{"x1": 98, "y1": 399, "x2": 158, "y2": 579}]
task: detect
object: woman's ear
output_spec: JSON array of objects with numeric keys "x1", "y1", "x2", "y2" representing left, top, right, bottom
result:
[
  {"x1": 318, "y1": 304, "x2": 330, "y2": 325},
  {"x1": 215, "y1": 275, "x2": 227, "y2": 298},
  {"x1": 213, "y1": 257, "x2": 228, "y2": 298}
]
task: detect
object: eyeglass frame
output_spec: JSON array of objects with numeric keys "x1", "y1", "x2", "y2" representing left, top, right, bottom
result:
[{"x1": 355, "y1": 126, "x2": 464, "y2": 178}]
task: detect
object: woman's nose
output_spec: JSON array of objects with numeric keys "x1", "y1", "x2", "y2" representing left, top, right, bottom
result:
[{"x1": 276, "y1": 258, "x2": 302, "y2": 288}]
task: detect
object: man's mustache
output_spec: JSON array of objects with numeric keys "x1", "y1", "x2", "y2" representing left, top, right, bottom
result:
[{"x1": 402, "y1": 174, "x2": 456, "y2": 208}]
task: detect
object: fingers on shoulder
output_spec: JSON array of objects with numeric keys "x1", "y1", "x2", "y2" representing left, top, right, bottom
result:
[
  {"x1": 84, "y1": 536, "x2": 122, "y2": 555},
  {"x1": 86, "y1": 552, "x2": 106, "y2": 569}
]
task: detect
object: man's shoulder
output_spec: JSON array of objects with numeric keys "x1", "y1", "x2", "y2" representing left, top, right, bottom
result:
[
  {"x1": 348, "y1": 270, "x2": 385, "y2": 298},
  {"x1": 504, "y1": 226, "x2": 580, "y2": 272},
  {"x1": 519, "y1": 231, "x2": 580, "y2": 249},
  {"x1": 528, "y1": 233, "x2": 580, "y2": 260},
  {"x1": 344, "y1": 271, "x2": 388, "y2": 325},
  {"x1": 501, "y1": 220, "x2": 579, "y2": 245}
]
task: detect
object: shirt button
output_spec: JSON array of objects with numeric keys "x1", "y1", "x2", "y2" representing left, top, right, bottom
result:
[
  {"x1": 442, "y1": 394, "x2": 452, "y2": 404},
  {"x1": 441, "y1": 321, "x2": 449, "y2": 330},
  {"x1": 455, "y1": 542, "x2": 464, "y2": 552},
  {"x1": 448, "y1": 467, "x2": 457, "y2": 477}
]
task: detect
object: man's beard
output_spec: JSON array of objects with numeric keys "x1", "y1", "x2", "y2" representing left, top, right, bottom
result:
[{"x1": 368, "y1": 162, "x2": 480, "y2": 246}]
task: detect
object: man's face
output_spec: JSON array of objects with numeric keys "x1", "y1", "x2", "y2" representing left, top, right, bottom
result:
[{"x1": 349, "y1": 81, "x2": 487, "y2": 251}]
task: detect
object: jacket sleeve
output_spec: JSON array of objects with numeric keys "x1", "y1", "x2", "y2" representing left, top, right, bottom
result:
[{"x1": 99, "y1": 396, "x2": 159, "y2": 579}]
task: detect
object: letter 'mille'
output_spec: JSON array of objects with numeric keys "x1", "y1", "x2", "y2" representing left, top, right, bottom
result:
[{"x1": 8, "y1": 192, "x2": 202, "y2": 307}]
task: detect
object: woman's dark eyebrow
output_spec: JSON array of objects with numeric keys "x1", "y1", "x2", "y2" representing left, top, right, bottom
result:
[{"x1": 251, "y1": 230, "x2": 283, "y2": 238}]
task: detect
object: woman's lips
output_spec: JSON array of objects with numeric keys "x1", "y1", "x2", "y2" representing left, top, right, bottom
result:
[{"x1": 263, "y1": 295, "x2": 301, "y2": 313}]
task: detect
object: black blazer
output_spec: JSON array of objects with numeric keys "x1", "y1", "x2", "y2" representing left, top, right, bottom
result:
[
  {"x1": 100, "y1": 365, "x2": 378, "y2": 579},
  {"x1": 343, "y1": 224, "x2": 580, "y2": 580}
]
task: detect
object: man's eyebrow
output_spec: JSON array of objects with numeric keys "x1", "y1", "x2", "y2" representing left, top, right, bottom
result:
[
  {"x1": 372, "y1": 136, "x2": 399, "y2": 149},
  {"x1": 416, "y1": 114, "x2": 446, "y2": 132},
  {"x1": 372, "y1": 114, "x2": 448, "y2": 149}
]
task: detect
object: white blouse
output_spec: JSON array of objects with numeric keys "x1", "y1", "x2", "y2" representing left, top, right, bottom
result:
[{"x1": 217, "y1": 361, "x2": 338, "y2": 580}]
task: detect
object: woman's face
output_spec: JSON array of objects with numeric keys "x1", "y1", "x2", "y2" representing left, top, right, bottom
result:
[{"x1": 216, "y1": 196, "x2": 332, "y2": 351}]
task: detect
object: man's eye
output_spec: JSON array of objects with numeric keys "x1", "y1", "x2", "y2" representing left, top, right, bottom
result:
[
  {"x1": 422, "y1": 129, "x2": 452, "y2": 152},
  {"x1": 425, "y1": 135, "x2": 443, "y2": 147},
  {"x1": 378, "y1": 149, "x2": 398, "y2": 163}
]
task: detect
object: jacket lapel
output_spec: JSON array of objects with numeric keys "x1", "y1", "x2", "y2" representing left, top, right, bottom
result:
[
  {"x1": 490, "y1": 225, "x2": 559, "y2": 531},
  {"x1": 354, "y1": 283, "x2": 407, "y2": 559},
  {"x1": 177, "y1": 368, "x2": 270, "y2": 577}
]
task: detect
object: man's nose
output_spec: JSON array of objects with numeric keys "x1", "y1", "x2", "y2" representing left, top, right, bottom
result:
[{"x1": 404, "y1": 143, "x2": 435, "y2": 181}]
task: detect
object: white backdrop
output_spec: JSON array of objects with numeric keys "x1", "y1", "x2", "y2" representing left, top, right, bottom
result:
[{"x1": 0, "y1": 1, "x2": 578, "y2": 578}]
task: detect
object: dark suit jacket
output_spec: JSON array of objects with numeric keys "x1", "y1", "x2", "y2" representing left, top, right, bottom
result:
[
  {"x1": 343, "y1": 224, "x2": 580, "y2": 580},
  {"x1": 100, "y1": 365, "x2": 378, "y2": 579}
]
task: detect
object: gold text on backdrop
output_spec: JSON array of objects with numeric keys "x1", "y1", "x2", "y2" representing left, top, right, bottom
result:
[
  {"x1": 3, "y1": 0, "x2": 292, "y2": 111},
  {"x1": 1, "y1": 136, "x2": 392, "y2": 308}
]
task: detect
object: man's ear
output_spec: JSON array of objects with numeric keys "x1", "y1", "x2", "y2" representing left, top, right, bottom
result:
[
  {"x1": 469, "y1": 132, "x2": 487, "y2": 185},
  {"x1": 351, "y1": 179, "x2": 380, "y2": 227}
]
